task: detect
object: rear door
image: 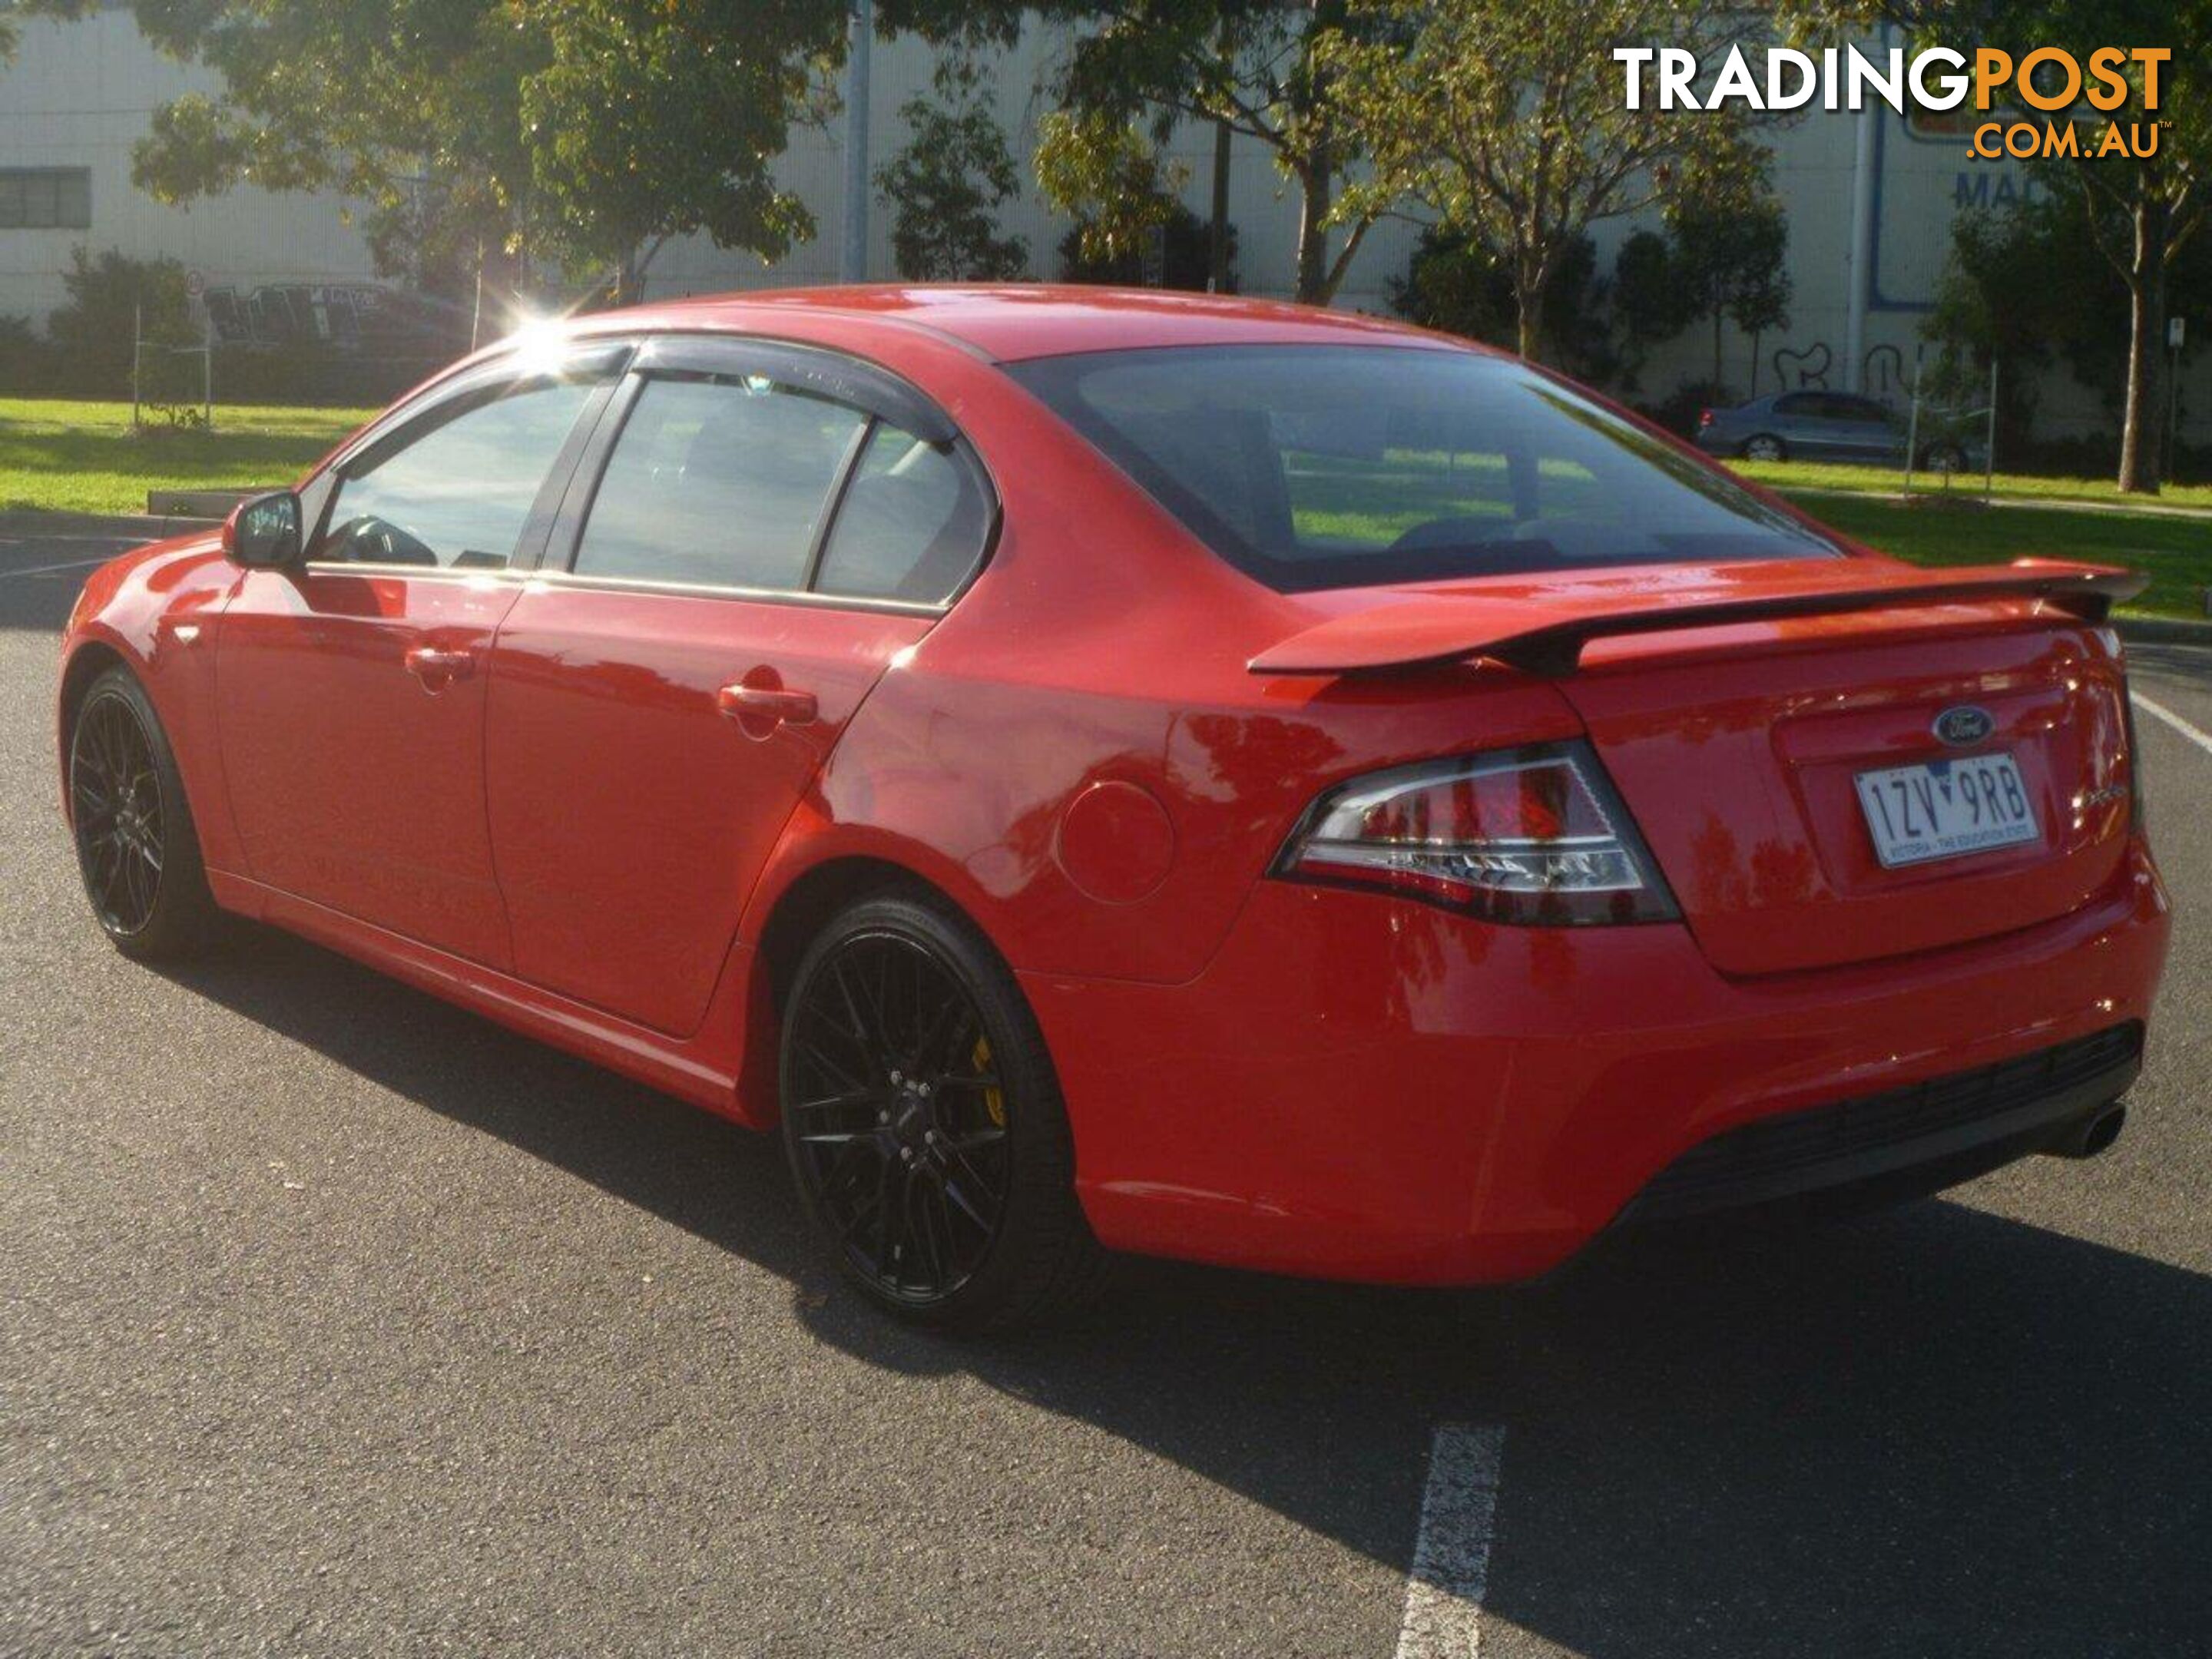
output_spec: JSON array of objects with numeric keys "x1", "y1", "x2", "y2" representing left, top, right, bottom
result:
[
  {"x1": 1829, "y1": 395, "x2": 1901, "y2": 462},
  {"x1": 1770, "y1": 392, "x2": 1835, "y2": 457},
  {"x1": 1557, "y1": 615, "x2": 2135, "y2": 975},
  {"x1": 482, "y1": 336, "x2": 995, "y2": 1036},
  {"x1": 215, "y1": 360, "x2": 616, "y2": 966}
]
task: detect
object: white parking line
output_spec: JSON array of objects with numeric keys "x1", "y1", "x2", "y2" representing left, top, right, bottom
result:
[
  {"x1": 1396, "y1": 1424, "x2": 1507, "y2": 1659},
  {"x1": 0, "y1": 556, "x2": 111, "y2": 579},
  {"x1": 2135, "y1": 694, "x2": 2212, "y2": 763}
]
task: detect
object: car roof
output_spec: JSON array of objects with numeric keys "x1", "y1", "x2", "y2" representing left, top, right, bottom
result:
[{"x1": 590, "y1": 283, "x2": 1454, "y2": 363}]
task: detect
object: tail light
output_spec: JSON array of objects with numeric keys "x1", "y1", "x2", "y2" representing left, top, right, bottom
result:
[
  {"x1": 1273, "y1": 741, "x2": 1680, "y2": 926},
  {"x1": 1697, "y1": 408, "x2": 1714, "y2": 429},
  {"x1": 2122, "y1": 684, "x2": 2147, "y2": 835}
]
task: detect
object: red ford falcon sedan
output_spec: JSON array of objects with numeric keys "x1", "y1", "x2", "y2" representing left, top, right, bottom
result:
[{"x1": 57, "y1": 287, "x2": 2170, "y2": 1329}]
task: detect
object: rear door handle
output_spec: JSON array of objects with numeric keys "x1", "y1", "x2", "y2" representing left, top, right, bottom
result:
[
  {"x1": 717, "y1": 681, "x2": 817, "y2": 732},
  {"x1": 404, "y1": 645, "x2": 476, "y2": 690}
]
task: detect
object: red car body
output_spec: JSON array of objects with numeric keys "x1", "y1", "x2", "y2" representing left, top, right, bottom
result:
[{"x1": 58, "y1": 287, "x2": 2171, "y2": 1286}]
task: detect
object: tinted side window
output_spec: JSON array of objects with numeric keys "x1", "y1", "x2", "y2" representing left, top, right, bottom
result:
[
  {"x1": 1772, "y1": 393, "x2": 1815, "y2": 416},
  {"x1": 813, "y1": 423, "x2": 988, "y2": 604},
  {"x1": 575, "y1": 376, "x2": 866, "y2": 591},
  {"x1": 314, "y1": 381, "x2": 594, "y2": 570},
  {"x1": 1838, "y1": 396, "x2": 1892, "y2": 424}
]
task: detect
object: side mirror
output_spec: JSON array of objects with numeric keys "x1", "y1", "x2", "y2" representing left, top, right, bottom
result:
[{"x1": 224, "y1": 490, "x2": 303, "y2": 568}]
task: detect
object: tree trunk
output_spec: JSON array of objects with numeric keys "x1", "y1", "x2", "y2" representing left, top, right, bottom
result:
[
  {"x1": 2118, "y1": 199, "x2": 2167, "y2": 494},
  {"x1": 1509, "y1": 230, "x2": 1552, "y2": 361},
  {"x1": 1294, "y1": 157, "x2": 1331, "y2": 305},
  {"x1": 1712, "y1": 306, "x2": 1725, "y2": 393},
  {"x1": 1515, "y1": 267, "x2": 1546, "y2": 362}
]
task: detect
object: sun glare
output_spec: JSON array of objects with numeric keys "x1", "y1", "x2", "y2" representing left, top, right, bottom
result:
[{"x1": 506, "y1": 313, "x2": 573, "y2": 378}]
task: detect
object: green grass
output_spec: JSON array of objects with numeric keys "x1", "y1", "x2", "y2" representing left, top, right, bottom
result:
[
  {"x1": 1774, "y1": 492, "x2": 2211, "y2": 621},
  {"x1": 0, "y1": 397, "x2": 377, "y2": 517},
  {"x1": 1735, "y1": 456, "x2": 2212, "y2": 514}
]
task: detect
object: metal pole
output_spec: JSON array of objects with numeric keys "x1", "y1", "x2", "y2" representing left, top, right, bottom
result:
[
  {"x1": 2168, "y1": 341, "x2": 2184, "y2": 479},
  {"x1": 1984, "y1": 357, "x2": 1998, "y2": 502},
  {"x1": 1902, "y1": 352, "x2": 1921, "y2": 496},
  {"x1": 1208, "y1": 119, "x2": 1231, "y2": 293},
  {"x1": 839, "y1": 0, "x2": 873, "y2": 284},
  {"x1": 1844, "y1": 97, "x2": 1877, "y2": 392},
  {"x1": 131, "y1": 302, "x2": 141, "y2": 430}
]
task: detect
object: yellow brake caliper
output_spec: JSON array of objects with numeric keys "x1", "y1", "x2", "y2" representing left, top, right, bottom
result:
[{"x1": 975, "y1": 1036, "x2": 1005, "y2": 1128}]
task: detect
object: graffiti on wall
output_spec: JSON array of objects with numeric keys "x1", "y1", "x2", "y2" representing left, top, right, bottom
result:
[{"x1": 1767, "y1": 342, "x2": 1912, "y2": 405}]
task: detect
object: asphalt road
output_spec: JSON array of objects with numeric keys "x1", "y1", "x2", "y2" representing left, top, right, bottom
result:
[{"x1": 4, "y1": 526, "x2": 2209, "y2": 1658}]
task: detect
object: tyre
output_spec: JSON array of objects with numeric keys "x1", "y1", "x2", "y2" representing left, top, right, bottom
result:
[
  {"x1": 68, "y1": 665, "x2": 221, "y2": 961},
  {"x1": 1922, "y1": 442, "x2": 1967, "y2": 473},
  {"x1": 1740, "y1": 434, "x2": 1786, "y2": 462},
  {"x1": 779, "y1": 889, "x2": 1104, "y2": 1331}
]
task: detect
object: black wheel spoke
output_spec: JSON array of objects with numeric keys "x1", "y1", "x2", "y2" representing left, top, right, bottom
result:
[
  {"x1": 794, "y1": 1032, "x2": 871, "y2": 1097},
  {"x1": 942, "y1": 1174, "x2": 993, "y2": 1233},
  {"x1": 939, "y1": 1070, "x2": 1002, "y2": 1092}
]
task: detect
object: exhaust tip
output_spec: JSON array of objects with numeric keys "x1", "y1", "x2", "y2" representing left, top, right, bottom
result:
[{"x1": 2048, "y1": 1104, "x2": 2128, "y2": 1160}]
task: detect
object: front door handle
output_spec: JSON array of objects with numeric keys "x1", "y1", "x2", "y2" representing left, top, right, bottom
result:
[
  {"x1": 404, "y1": 645, "x2": 476, "y2": 690},
  {"x1": 717, "y1": 680, "x2": 817, "y2": 737}
]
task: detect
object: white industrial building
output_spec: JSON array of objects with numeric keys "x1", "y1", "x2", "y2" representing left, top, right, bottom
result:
[{"x1": 0, "y1": 5, "x2": 2167, "y2": 437}]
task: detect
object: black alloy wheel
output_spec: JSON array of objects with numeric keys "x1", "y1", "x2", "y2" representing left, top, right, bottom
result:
[
  {"x1": 71, "y1": 688, "x2": 168, "y2": 935},
  {"x1": 68, "y1": 667, "x2": 219, "y2": 959},
  {"x1": 780, "y1": 891, "x2": 1102, "y2": 1330}
]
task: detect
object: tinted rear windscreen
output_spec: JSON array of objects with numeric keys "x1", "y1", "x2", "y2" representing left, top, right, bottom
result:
[{"x1": 1008, "y1": 345, "x2": 1838, "y2": 591}]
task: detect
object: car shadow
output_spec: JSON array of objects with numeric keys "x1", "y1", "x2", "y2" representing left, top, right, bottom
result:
[{"x1": 161, "y1": 926, "x2": 2212, "y2": 1656}]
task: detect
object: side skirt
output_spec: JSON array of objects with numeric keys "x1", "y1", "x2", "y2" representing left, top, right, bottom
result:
[{"x1": 204, "y1": 869, "x2": 764, "y2": 1126}]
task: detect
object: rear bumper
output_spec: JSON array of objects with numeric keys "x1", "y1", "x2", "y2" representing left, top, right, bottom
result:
[
  {"x1": 1619, "y1": 1022, "x2": 2141, "y2": 1222},
  {"x1": 1024, "y1": 839, "x2": 2170, "y2": 1284}
]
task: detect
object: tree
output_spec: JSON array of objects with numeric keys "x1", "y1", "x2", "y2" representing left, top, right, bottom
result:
[
  {"x1": 520, "y1": 1, "x2": 836, "y2": 304},
  {"x1": 1609, "y1": 229, "x2": 1700, "y2": 392},
  {"x1": 84, "y1": 0, "x2": 845, "y2": 311},
  {"x1": 2038, "y1": 88, "x2": 2210, "y2": 492},
  {"x1": 1667, "y1": 192, "x2": 1792, "y2": 393},
  {"x1": 1321, "y1": 0, "x2": 1773, "y2": 361},
  {"x1": 876, "y1": 58, "x2": 1029, "y2": 281},
  {"x1": 1035, "y1": 108, "x2": 1189, "y2": 273},
  {"x1": 1926, "y1": 188, "x2": 2210, "y2": 465},
  {"x1": 892, "y1": 0, "x2": 1382, "y2": 303}
]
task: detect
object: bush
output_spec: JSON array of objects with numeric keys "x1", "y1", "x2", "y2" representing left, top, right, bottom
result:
[
  {"x1": 1389, "y1": 227, "x2": 1615, "y2": 384},
  {"x1": 0, "y1": 314, "x2": 62, "y2": 394},
  {"x1": 1057, "y1": 202, "x2": 1235, "y2": 293},
  {"x1": 45, "y1": 248, "x2": 194, "y2": 396},
  {"x1": 1637, "y1": 379, "x2": 1736, "y2": 439}
]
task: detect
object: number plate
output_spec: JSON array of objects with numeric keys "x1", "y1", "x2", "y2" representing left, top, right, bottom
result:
[{"x1": 1855, "y1": 753, "x2": 2039, "y2": 869}]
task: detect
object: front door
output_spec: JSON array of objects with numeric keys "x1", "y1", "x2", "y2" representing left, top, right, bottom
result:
[
  {"x1": 483, "y1": 349, "x2": 991, "y2": 1035},
  {"x1": 215, "y1": 373, "x2": 604, "y2": 967}
]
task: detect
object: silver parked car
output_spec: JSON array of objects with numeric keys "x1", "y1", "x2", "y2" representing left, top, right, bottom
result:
[{"x1": 1695, "y1": 390, "x2": 1975, "y2": 471}]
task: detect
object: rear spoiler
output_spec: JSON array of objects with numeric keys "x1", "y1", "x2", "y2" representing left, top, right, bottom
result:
[{"x1": 1247, "y1": 560, "x2": 2148, "y2": 678}]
